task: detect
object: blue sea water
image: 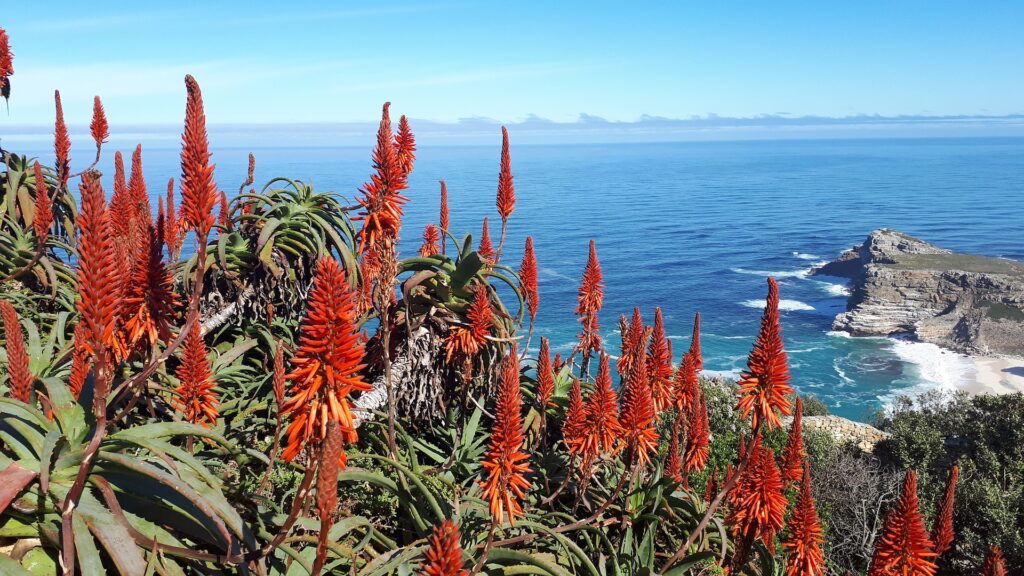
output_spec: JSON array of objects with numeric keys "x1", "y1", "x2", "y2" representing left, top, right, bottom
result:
[{"x1": 14, "y1": 137, "x2": 1024, "y2": 421}]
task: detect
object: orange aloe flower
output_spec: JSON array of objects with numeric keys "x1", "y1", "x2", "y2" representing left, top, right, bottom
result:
[
  {"x1": 75, "y1": 174, "x2": 120, "y2": 363},
  {"x1": 281, "y1": 258, "x2": 369, "y2": 465},
  {"x1": 421, "y1": 520, "x2": 467, "y2": 576},
  {"x1": 355, "y1": 102, "x2": 408, "y2": 254},
  {"x1": 53, "y1": 91, "x2": 70, "y2": 187},
  {"x1": 536, "y1": 337, "x2": 555, "y2": 409},
  {"x1": 419, "y1": 224, "x2": 441, "y2": 257},
  {"x1": 673, "y1": 350, "x2": 700, "y2": 414},
  {"x1": 782, "y1": 468, "x2": 826, "y2": 576},
  {"x1": 0, "y1": 27, "x2": 12, "y2": 82},
  {"x1": 519, "y1": 236, "x2": 539, "y2": 323},
  {"x1": 736, "y1": 277, "x2": 794, "y2": 430},
  {"x1": 689, "y1": 311, "x2": 702, "y2": 370},
  {"x1": 930, "y1": 465, "x2": 959, "y2": 557},
  {"x1": 617, "y1": 309, "x2": 643, "y2": 378},
  {"x1": 128, "y1": 145, "x2": 151, "y2": 230},
  {"x1": 729, "y1": 435, "x2": 787, "y2": 558},
  {"x1": 496, "y1": 126, "x2": 515, "y2": 222},
  {"x1": 480, "y1": 351, "x2": 532, "y2": 525},
  {"x1": 121, "y1": 216, "x2": 179, "y2": 354},
  {"x1": 706, "y1": 467, "x2": 719, "y2": 504},
  {"x1": 684, "y1": 389, "x2": 709, "y2": 473},
  {"x1": 164, "y1": 178, "x2": 180, "y2": 258},
  {"x1": 1, "y1": 300, "x2": 32, "y2": 402},
  {"x1": 581, "y1": 353, "x2": 622, "y2": 458},
  {"x1": 32, "y1": 162, "x2": 52, "y2": 245},
  {"x1": 562, "y1": 377, "x2": 587, "y2": 456},
  {"x1": 395, "y1": 114, "x2": 416, "y2": 177},
  {"x1": 981, "y1": 546, "x2": 1007, "y2": 576},
  {"x1": 619, "y1": 328, "x2": 658, "y2": 466},
  {"x1": 445, "y1": 283, "x2": 493, "y2": 362},
  {"x1": 477, "y1": 216, "x2": 494, "y2": 264},
  {"x1": 575, "y1": 240, "x2": 604, "y2": 360},
  {"x1": 180, "y1": 75, "x2": 219, "y2": 237},
  {"x1": 172, "y1": 322, "x2": 219, "y2": 427},
  {"x1": 648, "y1": 307, "x2": 673, "y2": 412},
  {"x1": 439, "y1": 181, "x2": 449, "y2": 248},
  {"x1": 90, "y1": 96, "x2": 108, "y2": 148},
  {"x1": 868, "y1": 470, "x2": 937, "y2": 576},
  {"x1": 781, "y1": 397, "x2": 806, "y2": 485}
]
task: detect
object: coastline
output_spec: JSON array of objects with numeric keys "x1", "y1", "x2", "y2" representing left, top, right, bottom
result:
[{"x1": 969, "y1": 355, "x2": 1024, "y2": 395}]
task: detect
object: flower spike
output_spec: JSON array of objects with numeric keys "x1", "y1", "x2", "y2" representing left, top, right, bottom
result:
[
  {"x1": 782, "y1": 468, "x2": 826, "y2": 576},
  {"x1": 180, "y1": 75, "x2": 218, "y2": 237},
  {"x1": 421, "y1": 520, "x2": 468, "y2": 576},
  {"x1": 781, "y1": 397, "x2": 806, "y2": 485},
  {"x1": 930, "y1": 464, "x2": 958, "y2": 556},
  {"x1": 90, "y1": 96, "x2": 109, "y2": 148},
  {"x1": 0, "y1": 301, "x2": 32, "y2": 402},
  {"x1": 172, "y1": 322, "x2": 218, "y2": 427},
  {"x1": 480, "y1": 350, "x2": 532, "y2": 525},
  {"x1": 736, "y1": 277, "x2": 794, "y2": 430},
  {"x1": 868, "y1": 470, "x2": 937, "y2": 576},
  {"x1": 32, "y1": 162, "x2": 52, "y2": 245}
]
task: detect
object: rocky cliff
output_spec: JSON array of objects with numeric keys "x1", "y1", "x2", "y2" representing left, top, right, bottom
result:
[{"x1": 811, "y1": 229, "x2": 1024, "y2": 356}]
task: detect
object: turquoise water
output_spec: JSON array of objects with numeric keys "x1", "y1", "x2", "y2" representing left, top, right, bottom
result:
[{"x1": 16, "y1": 137, "x2": 1024, "y2": 420}]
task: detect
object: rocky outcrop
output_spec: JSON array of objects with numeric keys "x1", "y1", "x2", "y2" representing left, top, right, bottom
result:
[
  {"x1": 811, "y1": 229, "x2": 1024, "y2": 355},
  {"x1": 784, "y1": 415, "x2": 890, "y2": 452}
]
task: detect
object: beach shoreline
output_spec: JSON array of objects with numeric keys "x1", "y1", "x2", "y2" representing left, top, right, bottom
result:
[{"x1": 967, "y1": 355, "x2": 1024, "y2": 395}]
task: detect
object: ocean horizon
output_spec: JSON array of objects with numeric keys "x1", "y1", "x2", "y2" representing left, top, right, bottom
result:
[{"x1": 14, "y1": 136, "x2": 1024, "y2": 421}]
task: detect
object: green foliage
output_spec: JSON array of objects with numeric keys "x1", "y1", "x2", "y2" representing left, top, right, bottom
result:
[{"x1": 875, "y1": 390, "x2": 1024, "y2": 575}]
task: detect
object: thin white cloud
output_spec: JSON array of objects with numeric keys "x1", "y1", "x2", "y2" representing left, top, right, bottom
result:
[{"x1": 18, "y1": 11, "x2": 180, "y2": 33}]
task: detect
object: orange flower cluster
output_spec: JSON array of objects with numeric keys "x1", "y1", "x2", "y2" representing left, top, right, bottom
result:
[
  {"x1": 684, "y1": 390, "x2": 709, "y2": 473},
  {"x1": 736, "y1": 277, "x2": 794, "y2": 430},
  {"x1": 519, "y1": 236, "x2": 539, "y2": 323},
  {"x1": 496, "y1": 126, "x2": 515, "y2": 222},
  {"x1": 673, "y1": 348, "x2": 700, "y2": 413},
  {"x1": 164, "y1": 178, "x2": 181, "y2": 260},
  {"x1": 75, "y1": 174, "x2": 120, "y2": 365},
  {"x1": 689, "y1": 311, "x2": 702, "y2": 370},
  {"x1": 981, "y1": 546, "x2": 1007, "y2": 576},
  {"x1": 421, "y1": 520, "x2": 467, "y2": 576},
  {"x1": 0, "y1": 27, "x2": 12, "y2": 85},
  {"x1": 617, "y1": 309, "x2": 644, "y2": 378},
  {"x1": 355, "y1": 102, "x2": 410, "y2": 255},
  {"x1": 868, "y1": 470, "x2": 937, "y2": 576},
  {"x1": 180, "y1": 75, "x2": 218, "y2": 237},
  {"x1": 575, "y1": 240, "x2": 604, "y2": 361},
  {"x1": 580, "y1": 354, "x2": 623, "y2": 459},
  {"x1": 781, "y1": 397, "x2": 806, "y2": 484},
  {"x1": 172, "y1": 322, "x2": 219, "y2": 427},
  {"x1": 419, "y1": 224, "x2": 441, "y2": 257},
  {"x1": 32, "y1": 162, "x2": 52, "y2": 245},
  {"x1": 536, "y1": 337, "x2": 555, "y2": 409},
  {"x1": 664, "y1": 415, "x2": 683, "y2": 483},
  {"x1": 121, "y1": 213, "x2": 179, "y2": 354},
  {"x1": 619, "y1": 329, "x2": 658, "y2": 466},
  {"x1": 395, "y1": 115, "x2": 416, "y2": 178},
  {"x1": 68, "y1": 325, "x2": 90, "y2": 400},
  {"x1": 281, "y1": 258, "x2": 369, "y2": 465},
  {"x1": 477, "y1": 217, "x2": 494, "y2": 264},
  {"x1": 648, "y1": 307, "x2": 673, "y2": 412},
  {"x1": 0, "y1": 300, "x2": 32, "y2": 402},
  {"x1": 438, "y1": 181, "x2": 449, "y2": 248},
  {"x1": 930, "y1": 465, "x2": 958, "y2": 556},
  {"x1": 729, "y1": 435, "x2": 787, "y2": 558},
  {"x1": 782, "y1": 468, "x2": 825, "y2": 576},
  {"x1": 480, "y1": 351, "x2": 532, "y2": 525},
  {"x1": 90, "y1": 96, "x2": 108, "y2": 148},
  {"x1": 53, "y1": 91, "x2": 70, "y2": 186},
  {"x1": 445, "y1": 283, "x2": 493, "y2": 362},
  {"x1": 562, "y1": 377, "x2": 587, "y2": 456}
]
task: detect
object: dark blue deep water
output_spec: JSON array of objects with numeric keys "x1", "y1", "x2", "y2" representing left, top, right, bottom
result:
[{"x1": 16, "y1": 137, "x2": 1024, "y2": 420}]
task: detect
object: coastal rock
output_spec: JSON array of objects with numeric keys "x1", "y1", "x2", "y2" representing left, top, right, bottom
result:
[
  {"x1": 811, "y1": 229, "x2": 1024, "y2": 355},
  {"x1": 783, "y1": 415, "x2": 890, "y2": 452}
]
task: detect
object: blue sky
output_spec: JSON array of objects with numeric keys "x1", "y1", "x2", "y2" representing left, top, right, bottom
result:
[{"x1": 4, "y1": 1, "x2": 1024, "y2": 130}]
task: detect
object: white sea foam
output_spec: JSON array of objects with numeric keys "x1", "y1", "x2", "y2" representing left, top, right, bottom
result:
[
  {"x1": 888, "y1": 338, "x2": 973, "y2": 393},
  {"x1": 703, "y1": 368, "x2": 743, "y2": 380},
  {"x1": 792, "y1": 252, "x2": 820, "y2": 260},
  {"x1": 740, "y1": 299, "x2": 814, "y2": 311},
  {"x1": 815, "y1": 281, "x2": 851, "y2": 296},
  {"x1": 730, "y1": 267, "x2": 811, "y2": 279},
  {"x1": 826, "y1": 330, "x2": 852, "y2": 338}
]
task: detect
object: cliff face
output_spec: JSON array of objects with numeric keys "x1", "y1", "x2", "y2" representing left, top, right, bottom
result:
[{"x1": 811, "y1": 229, "x2": 1024, "y2": 356}]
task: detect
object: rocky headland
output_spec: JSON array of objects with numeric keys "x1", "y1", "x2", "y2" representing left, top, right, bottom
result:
[{"x1": 811, "y1": 228, "x2": 1024, "y2": 357}]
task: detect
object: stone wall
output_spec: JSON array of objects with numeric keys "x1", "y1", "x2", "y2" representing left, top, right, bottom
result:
[{"x1": 785, "y1": 415, "x2": 890, "y2": 452}]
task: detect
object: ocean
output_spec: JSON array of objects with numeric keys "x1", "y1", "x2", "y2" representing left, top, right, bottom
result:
[{"x1": 12, "y1": 136, "x2": 1024, "y2": 421}]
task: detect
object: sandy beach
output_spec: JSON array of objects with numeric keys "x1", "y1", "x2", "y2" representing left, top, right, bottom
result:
[{"x1": 967, "y1": 356, "x2": 1024, "y2": 395}]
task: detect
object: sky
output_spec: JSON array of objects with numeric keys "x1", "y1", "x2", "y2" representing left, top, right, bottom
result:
[{"x1": 3, "y1": 1, "x2": 1024, "y2": 140}]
